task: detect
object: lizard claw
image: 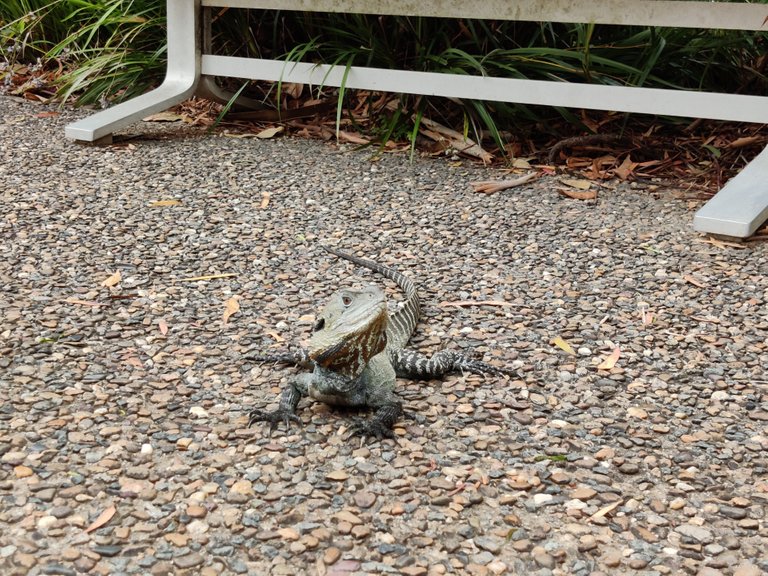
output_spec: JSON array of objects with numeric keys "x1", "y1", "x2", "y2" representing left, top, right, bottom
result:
[
  {"x1": 248, "y1": 408, "x2": 302, "y2": 433},
  {"x1": 346, "y1": 418, "x2": 395, "y2": 441}
]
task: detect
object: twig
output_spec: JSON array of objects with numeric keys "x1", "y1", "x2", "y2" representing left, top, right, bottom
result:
[{"x1": 547, "y1": 134, "x2": 621, "y2": 165}]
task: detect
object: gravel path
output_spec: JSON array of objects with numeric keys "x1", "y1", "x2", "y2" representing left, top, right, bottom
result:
[{"x1": 1, "y1": 95, "x2": 766, "y2": 576}]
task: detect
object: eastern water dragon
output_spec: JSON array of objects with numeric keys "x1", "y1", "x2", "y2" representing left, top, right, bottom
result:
[{"x1": 248, "y1": 247, "x2": 511, "y2": 439}]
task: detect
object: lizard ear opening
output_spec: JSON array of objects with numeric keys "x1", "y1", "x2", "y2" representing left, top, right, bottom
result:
[{"x1": 313, "y1": 318, "x2": 325, "y2": 332}]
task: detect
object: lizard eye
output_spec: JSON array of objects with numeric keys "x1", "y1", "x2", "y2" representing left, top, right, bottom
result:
[{"x1": 342, "y1": 295, "x2": 352, "y2": 307}]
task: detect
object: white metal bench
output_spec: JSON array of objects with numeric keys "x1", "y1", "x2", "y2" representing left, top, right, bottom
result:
[{"x1": 64, "y1": 0, "x2": 768, "y2": 238}]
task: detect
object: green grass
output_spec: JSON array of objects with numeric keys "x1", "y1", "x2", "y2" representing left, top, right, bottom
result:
[{"x1": 2, "y1": 1, "x2": 766, "y2": 147}]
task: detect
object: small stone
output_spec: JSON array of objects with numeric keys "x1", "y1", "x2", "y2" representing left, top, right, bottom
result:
[
  {"x1": 571, "y1": 487, "x2": 597, "y2": 501},
  {"x1": 334, "y1": 511, "x2": 363, "y2": 525},
  {"x1": 278, "y1": 528, "x2": 300, "y2": 541},
  {"x1": 577, "y1": 535, "x2": 598, "y2": 552},
  {"x1": 475, "y1": 536, "x2": 503, "y2": 554},
  {"x1": 627, "y1": 407, "x2": 648, "y2": 419},
  {"x1": 190, "y1": 406, "x2": 208, "y2": 418},
  {"x1": 174, "y1": 552, "x2": 204, "y2": 569},
  {"x1": 737, "y1": 518, "x2": 759, "y2": 530},
  {"x1": 733, "y1": 561, "x2": 761, "y2": 576},
  {"x1": 531, "y1": 546, "x2": 555, "y2": 569},
  {"x1": 532, "y1": 493, "x2": 553, "y2": 506},
  {"x1": 14, "y1": 465, "x2": 34, "y2": 478},
  {"x1": 227, "y1": 480, "x2": 253, "y2": 503},
  {"x1": 61, "y1": 548, "x2": 80, "y2": 561},
  {"x1": 353, "y1": 491, "x2": 376, "y2": 508},
  {"x1": 697, "y1": 568, "x2": 724, "y2": 576},
  {"x1": 323, "y1": 547, "x2": 341, "y2": 565},
  {"x1": 618, "y1": 462, "x2": 640, "y2": 474},
  {"x1": 176, "y1": 437, "x2": 193, "y2": 450},
  {"x1": 326, "y1": 470, "x2": 349, "y2": 481},
  {"x1": 603, "y1": 549, "x2": 622, "y2": 567},
  {"x1": 676, "y1": 524, "x2": 713, "y2": 544},
  {"x1": 187, "y1": 505, "x2": 207, "y2": 518}
]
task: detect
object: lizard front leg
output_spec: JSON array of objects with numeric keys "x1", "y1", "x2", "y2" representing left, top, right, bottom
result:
[
  {"x1": 248, "y1": 373, "x2": 310, "y2": 432},
  {"x1": 347, "y1": 401, "x2": 403, "y2": 440}
]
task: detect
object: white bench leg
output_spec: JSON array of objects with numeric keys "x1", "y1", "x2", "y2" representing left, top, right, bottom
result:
[
  {"x1": 693, "y1": 145, "x2": 768, "y2": 238},
  {"x1": 64, "y1": 0, "x2": 201, "y2": 143}
]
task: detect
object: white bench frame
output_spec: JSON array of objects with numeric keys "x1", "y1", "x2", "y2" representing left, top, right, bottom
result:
[{"x1": 64, "y1": 0, "x2": 768, "y2": 238}]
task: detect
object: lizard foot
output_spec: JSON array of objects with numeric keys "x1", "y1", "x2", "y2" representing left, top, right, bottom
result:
[
  {"x1": 248, "y1": 408, "x2": 301, "y2": 433},
  {"x1": 346, "y1": 418, "x2": 396, "y2": 441}
]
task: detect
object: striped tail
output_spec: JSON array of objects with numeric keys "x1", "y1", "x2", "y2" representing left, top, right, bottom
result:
[{"x1": 323, "y1": 246, "x2": 421, "y2": 351}]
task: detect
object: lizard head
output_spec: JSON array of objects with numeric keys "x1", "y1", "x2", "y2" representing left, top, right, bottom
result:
[{"x1": 307, "y1": 285, "x2": 388, "y2": 378}]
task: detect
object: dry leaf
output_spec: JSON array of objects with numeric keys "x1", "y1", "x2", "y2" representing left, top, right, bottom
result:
[
  {"x1": 265, "y1": 330, "x2": 286, "y2": 343},
  {"x1": 85, "y1": 504, "x2": 116, "y2": 533},
  {"x1": 551, "y1": 336, "x2": 576, "y2": 356},
  {"x1": 597, "y1": 347, "x2": 621, "y2": 370},
  {"x1": 102, "y1": 271, "x2": 121, "y2": 287},
  {"x1": 255, "y1": 126, "x2": 284, "y2": 139},
  {"x1": 556, "y1": 187, "x2": 598, "y2": 201},
  {"x1": 589, "y1": 500, "x2": 621, "y2": 521},
  {"x1": 149, "y1": 199, "x2": 181, "y2": 207},
  {"x1": 337, "y1": 130, "x2": 370, "y2": 145},
  {"x1": 560, "y1": 178, "x2": 592, "y2": 190},
  {"x1": 260, "y1": 191, "x2": 271, "y2": 209},
  {"x1": 158, "y1": 319, "x2": 169, "y2": 335},
  {"x1": 143, "y1": 111, "x2": 183, "y2": 122},
  {"x1": 177, "y1": 273, "x2": 237, "y2": 282},
  {"x1": 614, "y1": 155, "x2": 637, "y2": 180},
  {"x1": 222, "y1": 296, "x2": 240, "y2": 324},
  {"x1": 727, "y1": 135, "x2": 761, "y2": 148},
  {"x1": 512, "y1": 158, "x2": 533, "y2": 169},
  {"x1": 470, "y1": 173, "x2": 537, "y2": 194},
  {"x1": 683, "y1": 274, "x2": 707, "y2": 288}
]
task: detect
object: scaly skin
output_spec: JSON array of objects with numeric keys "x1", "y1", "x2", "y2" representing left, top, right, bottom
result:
[{"x1": 248, "y1": 247, "x2": 511, "y2": 439}]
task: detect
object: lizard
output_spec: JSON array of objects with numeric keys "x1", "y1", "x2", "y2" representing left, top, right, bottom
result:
[{"x1": 248, "y1": 246, "x2": 511, "y2": 439}]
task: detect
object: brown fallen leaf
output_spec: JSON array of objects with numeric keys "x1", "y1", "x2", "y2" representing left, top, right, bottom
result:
[
  {"x1": 589, "y1": 500, "x2": 622, "y2": 521},
  {"x1": 265, "y1": 330, "x2": 286, "y2": 343},
  {"x1": 177, "y1": 273, "x2": 238, "y2": 282},
  {"x1": 255, "y1": 126, "x2": 284, "y2": 139},
  {"x1": 682, "y1": 274, "x2": 708, "y2": 288},
  {"x1": 85, "y1": 504, "x2": 116, "y2": 533},
  {"x1": 222, "y1": 296, "x2": 240, "y2": 324},
  {"x1": 556, "y1": 187, "x2": 598, "y2": 201},
  {"x1": 727, "y1": 135, "x2": 761, "y2": 148},
  {"x1": 260, "y1": 191, "x2": 271, "y2": 209},
  {"x1": 102, "y1": 271, "x2": 121, "y2": 287},
  {"x1": 143, "y1": 111, "x2": 183, "y2": 122},
  {"x1": 337, "y1": 130, "x2": 370, "y2": 145},
  {"x1": 614, "y1": 155, "x2": 637, "y2": 180},
  {"x1": 597, "y1": 347, "x2": 621, "y2": 370},
  {"x1": 551, "y1": 336, "x2": 576, "y2": 356},
  {"x1": 149, "y1": 199, "x2": 182, "y2": 207},
  {"x1": 695, "y1": 237, "x2": 748, "y2": 250},
  {"x1": 560, "y1": 178, "x2": 593, "y2": 190}
]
